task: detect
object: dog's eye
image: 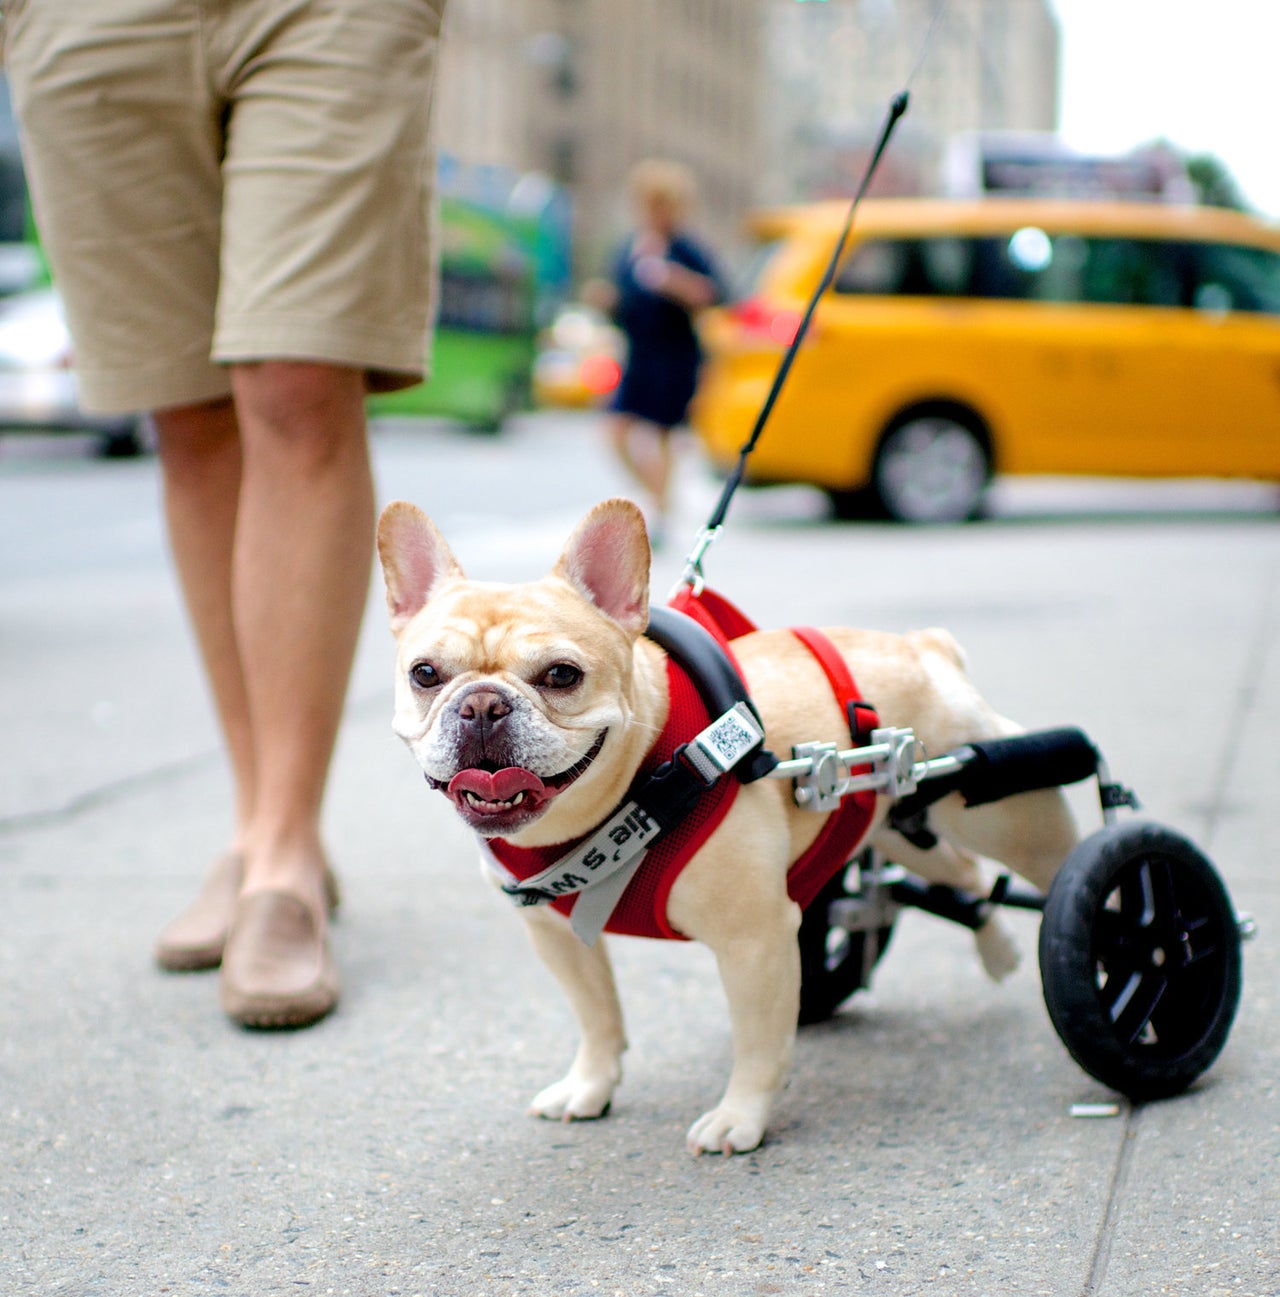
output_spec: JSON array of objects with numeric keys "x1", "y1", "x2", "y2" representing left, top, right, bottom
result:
[
  {"x1": 409, "y1": 662, "x2": 442, "y2": 690},
  {"x1": 540, "y1": 662, "x2": 582, "y2": 690}
]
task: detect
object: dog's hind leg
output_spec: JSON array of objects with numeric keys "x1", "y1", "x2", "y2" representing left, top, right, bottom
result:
[
  {"x1": 930, "y1": 786, "x2": 1078, "y2": 895},
  {"x1": 871, "y1": 827, "x2": 1023, "y2": 981},
  {"x1": 873, "y1": 784, "x2": 1078, "y2": 981},
  {"x1": 520, "y1": 905, "x2": 627, "y2": 1122}
]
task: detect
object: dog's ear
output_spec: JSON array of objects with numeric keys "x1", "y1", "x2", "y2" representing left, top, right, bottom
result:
[
  {"x1": 553, "y1": 498, "x2": 650, "y2": 637},
  {"x1": 376, "y1": 501, "x2": 464, "y2": 635}
]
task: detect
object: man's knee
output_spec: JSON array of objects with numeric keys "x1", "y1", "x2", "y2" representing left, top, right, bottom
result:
[
  {"x1": 231, "y1": 361, "x2": 366, "y2": 451},
  {"x1": 155, "y1": 397, "x2": 239, "y2": 473}
]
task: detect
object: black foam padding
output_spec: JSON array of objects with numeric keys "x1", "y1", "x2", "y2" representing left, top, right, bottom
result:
[
  {"x1": 956, "y1": 727, "x2": 1099, "y2": 807},
  {"x1": 644, "y1": 607, "x2": 777, "y2": 782}
]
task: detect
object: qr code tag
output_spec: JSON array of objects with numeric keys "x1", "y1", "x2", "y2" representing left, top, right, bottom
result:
[{"x1": 695, "y1": 704, "x2": 764, "y2": 772}]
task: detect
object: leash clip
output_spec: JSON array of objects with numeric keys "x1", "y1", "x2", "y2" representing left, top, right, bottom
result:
[{"x1": 673, "y1": 525, "x2": 722, "y2": 598}]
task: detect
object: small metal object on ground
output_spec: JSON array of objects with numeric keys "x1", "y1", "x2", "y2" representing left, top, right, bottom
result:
[{"x1": 1070, "y1": 1102, "x2": 1122, "y2": 1119}]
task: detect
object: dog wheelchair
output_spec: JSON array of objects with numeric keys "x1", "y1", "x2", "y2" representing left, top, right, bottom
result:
[
  {"x1": 650, "y1": 574, "x2": 1251, "y2": 1106},
  {"x1": 780, "y1": 720, "x2": 1252, "y2": 1101}
]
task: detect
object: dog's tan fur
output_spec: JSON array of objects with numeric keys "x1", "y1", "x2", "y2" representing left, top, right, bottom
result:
[{"x1": 377, "y1": 497, "x2": 1078, "y2": 1155}]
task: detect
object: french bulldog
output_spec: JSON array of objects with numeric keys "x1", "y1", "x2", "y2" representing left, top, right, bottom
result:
[{"x1": 376, "y1": 497, "x2": 1078, "y2": 1155}]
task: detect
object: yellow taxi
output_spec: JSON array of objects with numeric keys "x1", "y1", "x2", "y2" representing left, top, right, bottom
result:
[{"x1": 692, "y1": 198, "x2": 1280, "y2": 522}]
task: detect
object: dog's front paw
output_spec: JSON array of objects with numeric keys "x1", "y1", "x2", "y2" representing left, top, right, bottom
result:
[
  {"x1": 686, "y1": 1101, "x2": 769, "y2": 1156},
  {"x1": 530, "y1": 1069, "x2": 617, "y2": 1123}
]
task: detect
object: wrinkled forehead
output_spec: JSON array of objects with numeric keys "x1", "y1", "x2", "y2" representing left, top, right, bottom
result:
[{"x1": 401, "y1": 578, "x2": 625, "y2": 664}]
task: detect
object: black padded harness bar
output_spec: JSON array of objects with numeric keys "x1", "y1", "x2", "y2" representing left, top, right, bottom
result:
[
  {"x1": 950, "y1": 727, "x2": 1101, "y2": 807},
  {"x1": 645, "y1": 607, "x2": 778, "y2": 784},
  {"x1": 889, "y1": 726, "x2": 1100, "y2": 847}
]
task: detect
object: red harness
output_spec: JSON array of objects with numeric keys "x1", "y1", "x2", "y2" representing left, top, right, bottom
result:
[{"x1": 485, "y1": 589, "x2": 879, "y2": 939}]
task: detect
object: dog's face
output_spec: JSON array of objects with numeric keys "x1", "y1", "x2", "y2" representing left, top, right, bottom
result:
[{"x1": 376, "y1": 499, "x2": 653, "y2": 839}]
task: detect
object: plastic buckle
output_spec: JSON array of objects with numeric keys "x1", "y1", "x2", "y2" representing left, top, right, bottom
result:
[{"x1": 1099, "y1": 782, "x2": 1141, "y2": 811}]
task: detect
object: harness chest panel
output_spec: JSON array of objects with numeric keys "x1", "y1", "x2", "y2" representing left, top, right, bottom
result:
[
  {"x1": 486, "y1": 657, "x2": 738, "y2": 940},
  {"x1": 669, "y1": 589, "x2": 880, "y2": 913}
]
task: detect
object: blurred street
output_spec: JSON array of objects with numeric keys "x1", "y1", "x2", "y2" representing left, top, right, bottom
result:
[{"x1": 2, "y1": 410, "x2": 1278, "y2": 1295}]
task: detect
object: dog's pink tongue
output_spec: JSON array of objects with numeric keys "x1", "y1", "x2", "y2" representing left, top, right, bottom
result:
[{"x1": 448, "y1": 766, "x2": 546, "y2": 803}]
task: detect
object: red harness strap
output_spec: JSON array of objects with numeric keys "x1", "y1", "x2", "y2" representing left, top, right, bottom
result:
[
  {"x1": 785, "y1": 627, "x2": 879, "y2": 911},
  {"x1": 671, "y1": 588, "x2": 880, "y2": 909}
]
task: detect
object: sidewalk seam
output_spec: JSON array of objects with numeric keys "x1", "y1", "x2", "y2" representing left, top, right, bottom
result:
[
  {"x1": 0, "y1": 749, "x2": 221, "y2": 836},
  {"x1": 1082, "y1": 1104, "x2": 1142, "y2": 1295}
]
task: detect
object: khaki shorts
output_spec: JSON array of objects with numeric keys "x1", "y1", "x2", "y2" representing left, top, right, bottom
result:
[{"x1": 4, "y1": 0, "x2": 444, "y2": 414}]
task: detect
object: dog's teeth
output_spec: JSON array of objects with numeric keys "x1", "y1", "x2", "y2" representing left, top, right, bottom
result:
[{"x1": 462, "y1": 789, "x2": 527, "y2": 811}]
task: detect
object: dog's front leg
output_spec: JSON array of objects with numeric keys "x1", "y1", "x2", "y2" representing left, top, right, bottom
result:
[
  {"x1": 687, "y1": 911, "x2": 802, "y2": 1155},
  {"x1": 520, "y1": 905, "x2": 627, "y2": 1122},
  {"x1": 674, "y1": 867, "x2": 803, "y2": 1156}
]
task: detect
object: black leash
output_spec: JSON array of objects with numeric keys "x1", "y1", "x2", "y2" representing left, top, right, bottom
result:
[{"x1": 677, "y1": 2, "x2": 946, "y2": 591}]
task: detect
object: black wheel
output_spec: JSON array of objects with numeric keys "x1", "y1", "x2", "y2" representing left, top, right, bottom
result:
[
  {"x1": 798, "y1": 856, "x2": 895, "y2": 1025},
  {"x1": 870, "y1": 406, "x2": 991, "y2": 523},
  {"x1": 1039, "y1": 822, "x2": 1242, "y2": 1101}
]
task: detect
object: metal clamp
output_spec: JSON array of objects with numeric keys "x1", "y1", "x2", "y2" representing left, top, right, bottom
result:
[{"x1": 771, "y1": 725, "x2": 925, "y2": 811}]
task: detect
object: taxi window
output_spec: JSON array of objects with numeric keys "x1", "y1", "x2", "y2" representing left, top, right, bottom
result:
[
  {"x1": 977, "y1": 233, "x2": 1182, "y2": 306},
  {"x1": 1186, "y1": 242, "x2": 1280, "y2": 315},
  {"x1": 835, "y1": 232, "x2": 1203, "y2": 310},
  {"x1": 835, "y1": 237, "x2": 974, "y2": 296}
]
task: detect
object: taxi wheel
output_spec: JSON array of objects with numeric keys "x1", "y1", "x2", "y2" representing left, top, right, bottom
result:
[{"x1": 871, "y1": 409, "x2": 991, "y2": 524}]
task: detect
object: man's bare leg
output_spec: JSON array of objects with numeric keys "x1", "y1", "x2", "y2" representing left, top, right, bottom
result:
[
  {"x1": 153, "y1": 397, "x2": 256, "y2": 971},
  {"x1": 152, "y1": 362, "x2": 373, "y2": 1025},
  {"x1": 217, "y1": 360, "x2": 373, "y2": 1025}
]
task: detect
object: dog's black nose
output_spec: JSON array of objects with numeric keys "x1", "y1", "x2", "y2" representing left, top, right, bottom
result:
[{"x1": 456, "y1": 688, "x2": 514, "y2": 747}]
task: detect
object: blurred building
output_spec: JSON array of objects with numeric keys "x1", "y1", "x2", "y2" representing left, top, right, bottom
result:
[
  {"x1": 434, "y1": 0, "x2": 764, "y2": 277},
  {"x1": 762, "y1": 0, "x2": 1061, "y2": 201}
]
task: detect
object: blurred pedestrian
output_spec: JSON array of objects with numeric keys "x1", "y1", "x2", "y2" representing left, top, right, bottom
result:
[
  {"x1": 601, "y1": 159, "x2": 726, "y2": 547},
  {"x1": 3, "y1": 0, "x2": 446, "y2": 1029}
]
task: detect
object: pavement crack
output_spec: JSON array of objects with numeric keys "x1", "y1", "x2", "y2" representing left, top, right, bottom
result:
[
  {"x1": 0, "y1": 748, "x2": 222, "y2": 836},
  {"x1": 1082, "y1": 1103, "x2": 1143, "y2": 1295},
  {"x1": 1, "y1": 692, "x2": 388, "y2": 837}
]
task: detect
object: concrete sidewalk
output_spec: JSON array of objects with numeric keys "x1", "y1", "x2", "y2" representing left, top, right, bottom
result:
[{"x1": 2, "y1": 429, "x2": 1277, "y2": 1295}]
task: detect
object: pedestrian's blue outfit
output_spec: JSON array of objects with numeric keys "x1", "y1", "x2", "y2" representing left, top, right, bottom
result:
[{"x1": 609, "y1": 233, "x2": 726, "y2": 430}]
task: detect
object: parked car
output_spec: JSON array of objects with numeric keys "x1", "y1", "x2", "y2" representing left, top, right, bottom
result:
[
  {"x1": 532, "y1": 302, "x2": 625, "y2": 409},
  {"x1": 0, "y1": 285, "x2": 151, "y2": 456},
  {"x1": 692, "y1": 198, "x2": 1280, "y2": 522}
]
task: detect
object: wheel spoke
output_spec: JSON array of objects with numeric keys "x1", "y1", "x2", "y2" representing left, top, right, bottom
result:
[
  {"x1": 1108, "y1": 968, "x2": 1168, "y2": 1045},
  {"x1": 1093, "y1": 907, "x2": 1131, "y2": 962},
  {"x1": 1180, "y1": 914, "x2": 1223, "y2": 966},
  {"x1": 1116, "y1": 859, "x2": 1158, "y2": 927},
  {"x1": 1144, "y1": 857, "x2": 1180, "y2": 926}
]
